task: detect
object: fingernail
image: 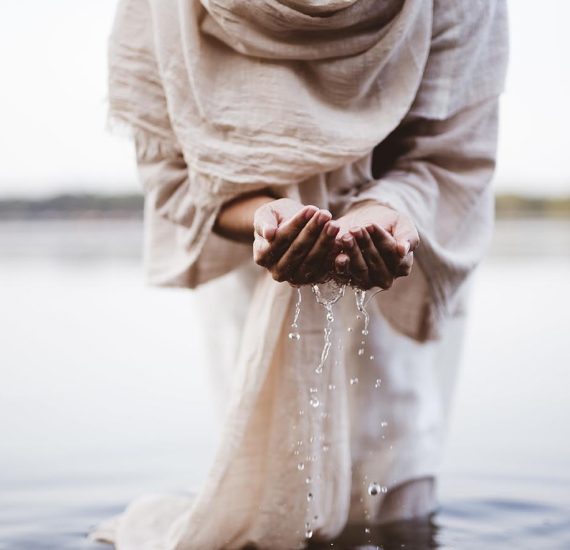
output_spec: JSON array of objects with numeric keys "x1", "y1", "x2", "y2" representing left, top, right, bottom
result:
[
  {"x1": 342, "y1": 235, "x2": 354, "y2": 248},
  {"x1": 317, "y1": 210, "x2": 331, "y2": 224},
  {"x1": 326, "y1": 222, "x2": 339, "y2": 237},
  {"x1": 365, "y1": 223, "x2": 376, "y2": 234},
  {"x1": 304, "y1": 207, "x2": 318, "y2": 220},
  {"x1": 350, "y1": 227, "x2": 363, "y2": 239},
  {"x1": 401, "y1": 242, "x2": 410, "y2": 255},
  {"x1": 263, "y1": 226, "x2": 276, "y2": 241}
]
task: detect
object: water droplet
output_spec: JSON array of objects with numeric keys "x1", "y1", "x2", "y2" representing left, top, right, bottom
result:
[
  {"x1": 364, "y1": 527, "x2": 371, "y2": 534},
  {"x1": 305, "y1": 528, "x2": 313, "y2": 539},
  {"x1": 307, "y1": 492, "x2": 313, "y2": 502},
  {"x1": 315, "y1": 366, "x2": 323, "y2": 375},
  {"x1": 368, "y1": 482, "x2": 381, "y2": 496},
  {"x1": 380, "y1": 421, "x2": 388, "y2": 428},
  {"x1": 309, "y1": 387, "x2": 318, "y2": 393},
  {"x1": 356, "y1": 315, "x2": 362, "y2": 321},
  {"x1": 299, "y1": 409, "x2": 305, "y2": 416},
  {"x1": 361, "y1": 329, "x2": 369, "y2": 336},
  {"x1": 374, "y1": 379, "x2": 382, "y2": 388},
  {"x1": 382, "y1": 485, "x2": 388, "y2": 493},
  {"x1": 328, "y1": 384, "x2": 336, "y2": 391},
  {"x1": 297, "y1": 462, "x2": 305, "y2": 471},
  {"x1": 322, "y1": 444, "x2": 330, "y2": 452},
  {"x1": 357, "y1": 348, "x2": 365, "y2": 356},
  {"x1": 369, "y1": 355, "x2": 375, "y2": 361},
  {"x1": 309, "y1": 395, "x2": 320, "y2": 408},
  {"x1": 347, "y1": 327, "x2": 353, "y2": 333},
  {"x1": 288, "y1": 331, "x2": 300, "y2": 341},
  {"x1": 305, "y1": 477, "x2": 312, "y2": 484},
  {"x1": 326, "y1": 312, "x2": 334, "y2": 323},
  {"x1": 350, "y1": 377, "x2": 359, "y2": 385}
]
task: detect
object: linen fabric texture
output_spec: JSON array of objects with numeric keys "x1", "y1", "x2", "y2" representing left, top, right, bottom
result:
[{"x1": 92, "y1": 0, "x2": 508, "y2": 548}]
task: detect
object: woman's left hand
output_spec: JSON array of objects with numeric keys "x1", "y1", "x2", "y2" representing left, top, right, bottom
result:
[{"x1": 332, "y1": 201, "x2": 419, "y2": 290}]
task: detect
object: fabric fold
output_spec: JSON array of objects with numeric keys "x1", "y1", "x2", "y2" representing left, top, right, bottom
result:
[
  {"x1": 93, "y1": 0, "x2": 510, "y2": 547},
  {"x1": 91, "y1": 281, "x2": 353, "y2": 549}
]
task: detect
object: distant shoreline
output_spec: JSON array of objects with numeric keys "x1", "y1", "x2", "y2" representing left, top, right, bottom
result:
[{"x1": 0, "y1": 193, "x2": 569, "y2": 221}]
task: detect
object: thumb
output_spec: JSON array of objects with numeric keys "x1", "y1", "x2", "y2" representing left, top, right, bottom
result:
[
  {"x1": 254, "y1": 204, "x2": 278, "y2": 241},
  {"x1": 393, "y1": 218, "x2": 419, "y2": 256}
]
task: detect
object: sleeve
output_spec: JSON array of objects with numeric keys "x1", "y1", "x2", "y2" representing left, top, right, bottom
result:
[
  {"x1": 109, "y1": 0, "x2": 251, "y2": 289},
  {"x1": 338, "y1": 0, "x2": 508, "y2": 342},
  {"x1": 137, "y1": 149, "x2": 253, "y2": 289},
  {"x1": 344, "y1": 96, "x2": 500, "y2": 341}
]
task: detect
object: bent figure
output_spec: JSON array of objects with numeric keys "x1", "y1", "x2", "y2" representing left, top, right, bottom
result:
[{"x1": 91, "y1": 0, "x2": 508, "y2": 548}]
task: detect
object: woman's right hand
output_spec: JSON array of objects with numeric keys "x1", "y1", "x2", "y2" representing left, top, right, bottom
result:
[{"x1": 253, "y1": 198, "x2": 340, "y2": 285}]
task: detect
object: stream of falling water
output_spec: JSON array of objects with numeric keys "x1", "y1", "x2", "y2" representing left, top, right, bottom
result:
[
  {"x1": 311, "y1": 282, "x2": 345, "y2": 375},
  {"x1": 288, "y1": 282, "x2": 381, "y2": 543},
  {"x1": 288, "y1": 287, "x2": 303, "y2": 341},
  {"x1": 354, "y1": 288, "x2": 369, "y2": 357}
]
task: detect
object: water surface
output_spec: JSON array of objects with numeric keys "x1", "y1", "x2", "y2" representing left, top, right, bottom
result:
[{"x1": 1, "y1": 219, "x2": 569, "y2": 549}]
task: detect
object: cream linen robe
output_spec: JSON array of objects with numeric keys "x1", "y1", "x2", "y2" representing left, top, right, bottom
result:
[
  {"x1": 91, "y1": 1, "x2": 508, "y2": 547},
  {"x1": 91, "y1": 97, "x2": 501, "y2": 549}
]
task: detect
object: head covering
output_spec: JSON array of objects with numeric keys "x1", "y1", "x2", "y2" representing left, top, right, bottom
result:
[{"x1": 109, "y1": 0, "x2": 431, "y2": 193}]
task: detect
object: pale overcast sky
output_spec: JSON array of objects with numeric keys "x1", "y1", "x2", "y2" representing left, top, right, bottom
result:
[{"x1": 0, "y1": 0, "x2": 568, "y2": 198}]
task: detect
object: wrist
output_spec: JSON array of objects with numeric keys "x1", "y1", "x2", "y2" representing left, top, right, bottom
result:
[{"x1": 214, "y1": 191, "x2": 276, "y2": 243}]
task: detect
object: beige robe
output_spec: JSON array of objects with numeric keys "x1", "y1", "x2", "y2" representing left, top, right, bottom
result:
[{"x1": 91, "y1": 0, "x2": 508, "y2": 548}]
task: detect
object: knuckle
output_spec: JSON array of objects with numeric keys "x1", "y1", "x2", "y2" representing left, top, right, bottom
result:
[
  {"x1": 272, "y1": 270, "x2": 286, "y2": 283},
  {"x1": 253, "y1": 252, "x2": 266, "y2": 267}
]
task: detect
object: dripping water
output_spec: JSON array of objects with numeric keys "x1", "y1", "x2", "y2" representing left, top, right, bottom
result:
[
  {"x1": 288, "y1": 287, "x2": 302, "y2": 341},
  {"x1": 312, "y1": 282, "x2": 345, "y2": 375},
  {"x1": 354, "y1": 288, "x2": 369, "y2": 357}
]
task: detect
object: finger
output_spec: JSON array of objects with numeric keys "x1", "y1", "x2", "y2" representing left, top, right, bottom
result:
[
  {"x1": 270, "y1": 206, "x2": 319, "y2": 253},
  {"x1": 295, "y1": 220, "x2": 340, "y2": 283},
  {"x1": 341, "y1": 233, "x2": 371, "y2": 288},
  {"x1": 392, "y1": 219, "x2": 420, "y2": 256},
  {"x1": 253, "y1": 234, "x2": 272, "y2": 267},
  {"x1": 365, "y1": 223, "x2": 401, "y2": 271},
  {"x1": 396, "y1": 252, "x2": 414, "y2": 278},
  {"x1": 273, "y1": 210, "x2": 331, "y2": 281},
  {"x1": 351, "y1": 227, "x2": 393, "y2": 289},
  {"x1": 253, "y1": 204, "x2": 279, "y2": 241},
  {"x1": 261, "y1": 206, "x2": 318, "y2": 266},
  {"x1": 334, "y1": 252, "x2": 351, "y2": 282}
]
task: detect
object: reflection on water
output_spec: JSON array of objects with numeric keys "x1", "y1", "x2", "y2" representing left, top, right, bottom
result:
[{"x1": 0, "y1": 219, "x2": 569, "y2": 549}]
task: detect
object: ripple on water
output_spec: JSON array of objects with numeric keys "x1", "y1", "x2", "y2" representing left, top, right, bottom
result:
[{"x1": 3, "y1": 486, "x2": 569, "y2": 550}]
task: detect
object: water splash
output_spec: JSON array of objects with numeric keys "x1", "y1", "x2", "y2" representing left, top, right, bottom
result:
[
  {"x1": 368, "y1": 482, "x2": 388, "y2": 496},
  {"x1": 288, "y1": 287, "x2": 302, "y2": 341},
  {"x1": 312, "y1": 281, "x2": 345, "y2": 374}
]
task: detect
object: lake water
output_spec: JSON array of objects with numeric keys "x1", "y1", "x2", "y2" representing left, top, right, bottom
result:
[{"x1": 1, "y1": 219, "x2": 569, "y2": 549}]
